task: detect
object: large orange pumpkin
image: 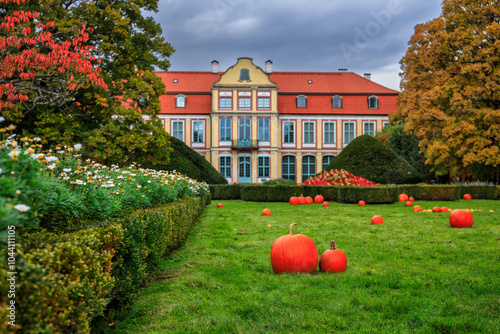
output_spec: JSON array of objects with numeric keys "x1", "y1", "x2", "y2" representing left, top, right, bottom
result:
[
  {"x1": 305, "y1": 196, "x2": 313, "y2": 204},
  {"x1": 314, "y1": 195, "x2": 324, "y2": 204},
  {"x1": 319, "y1": 240, "x2": 347, "y2": 273},
  {"x1": 432, "y1": 205, "x2": 441, "y2": 213},
  {"x1": 270, "y1": 223, "x2": 318, "y2": 274},
  {"x1": 399, "y1": 193, "x2": 409, "y2": 202},
  {"x1": 463, "y1": 194, "x2": 472, "y2": 200},
  {"x1": 289, "y1": 196, "x2": 299, "y2": 205},
  {"x1": 358, "y1": 200, "x2": 365, "y2": 206},
  {"x1": 450, "y1": 209, "x2": 473, "y2": 228}
]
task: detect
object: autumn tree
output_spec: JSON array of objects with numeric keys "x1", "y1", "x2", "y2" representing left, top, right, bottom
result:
[
  {"x1": 397, "y1": 0, "x2": 500, "y2": 180},
  {"x1": 1, "y1": 0, "x2": 175, "y2": 165}
]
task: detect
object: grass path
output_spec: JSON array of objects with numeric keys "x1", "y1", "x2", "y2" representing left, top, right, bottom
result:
[{"x1": 112, "y1": 199, "x2": 500, "y2": 333}]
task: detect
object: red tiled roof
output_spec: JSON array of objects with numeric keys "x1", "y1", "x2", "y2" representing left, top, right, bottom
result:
[
  {"x1": 155, "y1": 71, "x2": 221, "y2": 93},
  {"x1": 159, "y1": 94, "x2": 212, "y2": 114},
  {"x1": 269, "y1": 72, "x2": 398, "y2": 94}
]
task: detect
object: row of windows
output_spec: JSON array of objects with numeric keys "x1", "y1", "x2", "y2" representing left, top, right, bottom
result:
[
  {"x1": 219, "y1": 155, "x2": 336, "y2": 182},
  {"x1": 175, "y1": 95, "x2": 380, "y2": 109},
  {"x1": 172, "y1": 120, "x2": 388, "y2": 145},
  {"x1": 296, "y1": 95, "x2": 379, "y2": 109}
]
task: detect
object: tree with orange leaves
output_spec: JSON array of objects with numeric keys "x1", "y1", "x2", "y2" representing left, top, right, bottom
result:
[{"x1": 397, "y1": 0, "x2": 500, "y2": 180}]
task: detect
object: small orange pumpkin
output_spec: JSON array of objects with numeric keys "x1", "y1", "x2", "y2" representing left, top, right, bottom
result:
[
  {"x1": 399, "y1": 193, "x2": 409, "y2": 202},
  {"x1": 298, "y1": 195, "x2": 306, "y2": 205},
  {"x1": 409, "y1": 196, "x2": 415, "y2": 202},
  {"x1": 262, "y1": 208, "x2": 271, "y2": 216},
  {"x1": 270, "y1": 223, "x2": 318, "y2": 274},
  {"x1": 305, "y1": 196, "x2": 313, "y2": 205},
  {"x1": 314, "y1": 195, "x2": 324, "y2": 204},
  {"x1": 432, "y1": 206, "x2": 441, "y2": 213},
  {"x1": 371, "y1": 215, "x2": 383, "y2": 225},
  {"x1": 463, "y1": 194, "x2": 472, "y2": 200},
  {"x1": 217, "y1": 203, "x2": 223, "y2": 208},
  {"x1": 289, "y1": 196, "x2": 299, "y2": 205},
  {"x1": 413, "y1": 205, "x2": 422, "y2": 212},
  {"x1": 358, "y1": 200, "x2": 365, "y2": 206},
  {"x1": 440, "y1": 207, "x2": 448, "y2": 212},
  {"x1": 319, "y1": 240, "x2": 347, "y2": 273},
  {"x1": 322, "y1": 201, "x2": 329, "y2": 207},
  {"x1": 405, "y1": 201, "x2": 412, "y2": 207}
]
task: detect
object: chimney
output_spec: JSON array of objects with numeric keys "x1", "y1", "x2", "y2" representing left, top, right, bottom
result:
[
  {"x1": 338, "y1": 68, "x2": 348, "y2": 72},
  {"x1": 364, "y1": 73, "x2": 372, "y2": 80},
  {"x1": 265, "y1": 60, "x2": 273, "y2": 74},
  {"x1": 211, "y1": 60, "x2": 219, "y2": 74}
]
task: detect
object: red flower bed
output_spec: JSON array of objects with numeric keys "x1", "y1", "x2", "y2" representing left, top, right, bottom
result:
[{"x1": 301, "y1": 169, "x2": 378, "y2": 187}]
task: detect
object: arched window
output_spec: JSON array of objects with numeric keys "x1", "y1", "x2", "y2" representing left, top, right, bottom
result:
[
  {"x1": 176, "y1": 95, "x2": 186, "y2": 108},
  {"x1": 302, "y1": 155, "x2": 316, "y2": 182},
  {"x1": 368, "y1": 95, "x2": 378, "y2": 109},
  {"x1": 239, "y1": 69, "x2": 250, "y2": 81},
  {"x1": 296, "y1": 95, "x2": 307, "y2": 108},
  {"x1": 282, "y1": 155, "x2": 296, "y2": 181},
  {"x1": 332, "y1": 95, "x2": 342, "y2": 108}
]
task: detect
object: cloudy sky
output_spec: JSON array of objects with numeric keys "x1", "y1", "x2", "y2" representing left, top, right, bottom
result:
[{"x1": 148, "y1": 0, "x2": 443, "y2": 91}]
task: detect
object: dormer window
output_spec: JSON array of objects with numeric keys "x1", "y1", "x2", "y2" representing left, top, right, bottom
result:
[
  {"x1": 332, "y1": 95, "x2": 342, "y2": 108},
  {"x1": 239, "y1": 69, "x2": 250, "y2": 81},
  {"x1": 296, "y1": 95, "x2": 307, "y2": 108},
  {"x1": 176, "y1": 95, "x2": 186, "y2": 108},
  {"x1": 173, "y1": 79, "x2": 178, "y2": 83},
  {"x1": 368, "y1": 95, "x2": 378, "y2": 109}
]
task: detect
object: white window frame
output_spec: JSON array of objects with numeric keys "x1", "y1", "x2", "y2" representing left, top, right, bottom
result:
[
  {"x1": 192, "y1": 121, "x2": 205, "y2": 144},
  {"x1": 257, "y1": 97, "x2": 270, "y2": 109},
  {"x1": 283, "y1": 121, "x2": 295, "y2": 145},
  {"x1": 219, "y1": 96, "x2": 232, "y2": 109},
  {"x1": 175, "y1": 95, "x2": 185, "y2": 108},
  {"x1": 332, "y1": 95, "x2": 342, "y2": 108}
]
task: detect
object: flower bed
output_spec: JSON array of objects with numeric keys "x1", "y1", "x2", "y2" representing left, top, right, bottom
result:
[{"x1": 301, "y1": 169, "x2": 378, "y2": 187}]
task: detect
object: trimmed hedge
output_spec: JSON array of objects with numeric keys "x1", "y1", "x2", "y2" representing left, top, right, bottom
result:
[
  {"x1": 458, "y1": 185, "x2": 499, "y2": 200},
  {"x1": 0, "y1": 197, "x2": 206, "y2": 334},
  {"x1": 338, "y1": 186, "x2": 398, "y2": 204},
  {"x1": 210, "y1": 184, "x2": 499, "y2": 202}
]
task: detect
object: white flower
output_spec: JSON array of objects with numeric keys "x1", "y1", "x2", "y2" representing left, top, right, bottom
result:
[
  {"x1": 0, "y1": 116, "x2": 5, "y2": 122},
  {"x1": 46, "y1": 164, "x2": 56, "y2": 170},
  {"x1": 63, "y1": 168, "x2": 72, "y2": 172},
  {"x1": 46, "y1": 156, "x2": 59, "y2": 162},
  {"x1": 74, "y1": 143, "x2": 83, "y2": 150},
  {"x1": 75, "y1": 180, "x2": 86, "y2": 185},
  {"x1": 33, "y1": 137, "x2": 42, "y2": 141},
  {"x1": 14, "y1": 204, "x2": 31, "y2": 212},
  {"x1": 8, "y1": 150, "x2": 21, "y2": 158}
]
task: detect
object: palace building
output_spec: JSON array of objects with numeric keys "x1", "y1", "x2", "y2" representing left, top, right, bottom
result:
[{"x1": 156, "y1": 57, "x2": 398, "y2": 184}]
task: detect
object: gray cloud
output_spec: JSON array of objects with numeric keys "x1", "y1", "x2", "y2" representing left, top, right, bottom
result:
[{"x1": 149, "y1": 0, "x2": 443, "y2": 91}]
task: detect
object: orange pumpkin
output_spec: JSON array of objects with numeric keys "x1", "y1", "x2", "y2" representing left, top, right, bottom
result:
[
  {"x1": 399, "y1": 193, "x2": 409, "y2": 202},
  {"x1": 262, "y1": 208, "x2": 271, "y2": 216},
  {"x1": 450, "y1": 209, "x2": 473, "y2": 228},
  {"x1": 440, "y1": 207, "x2": 448, "y2": 212},
  {"x1": 217, "y1": 203, "x2": 223, "y2": 208},
  {"x1": 322, "y1": 201, "x2": 329, "y2": 207},
  {"x1": 298, "y1": 195, "x2": 307, "y2": 205},
  {"x1": 289, "y1": 196, "x2": 299, "y2": 205},
  {"x1": 358, "y1": 200, "x2": 365, "y2": 206},
  {"x1": 305, "y1": 196, "x2": 313, "y2": 205},
  {"x1": 409, "y1": 196, "x2": 415, "y2": 202},
  {"x1": 432, "y1": 206, "x2": 441, "y2": 213},
  {"x1": 319, "y1": 240, "x2": 347, "y2": 273},
  {"x1": 371, "y1": 215, "x2": 383, "y2": 225},
  {"x1": 270, "y1": 223, "x2": 318, "y2": 274},
  {"x1": 463, "y1": 194, "x2": 472, "y2": 200},
  {"x1": 405, "y1": 201, "x2": 412, "y2": 207},
  {"x1": 314, "y1": 195, "x2": 324, "y2": 204},
  {"x1": 413, "y1": 205, "x2": 422, "y2": 212}
]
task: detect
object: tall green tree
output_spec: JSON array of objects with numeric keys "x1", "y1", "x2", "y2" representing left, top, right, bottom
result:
[
  {"x1": 2, "y1": 0, "x2": 174, "y2": 165},
  {"x1": 397, "y1": 0, "x2": 500, "y2": 179}
]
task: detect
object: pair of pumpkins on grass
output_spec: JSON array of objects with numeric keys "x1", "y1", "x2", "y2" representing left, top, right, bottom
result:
[{"x1": 270, "y1": 223, "x2": 347, "y2": 274}]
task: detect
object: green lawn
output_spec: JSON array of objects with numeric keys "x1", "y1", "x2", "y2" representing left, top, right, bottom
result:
[{"x1": 112, "y1": 199, "x2": 500, "y2": 334}]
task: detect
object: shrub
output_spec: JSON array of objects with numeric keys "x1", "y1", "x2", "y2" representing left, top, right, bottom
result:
[
  {"x1": 209, "y1": 184, "x2": 242, "y2": 200},
  {"x1": 143, "y1": 137, "x2": 227, "y2": 184},
  {"x1": 418, "y1": 185, "x2": 458, "y2": 201},
  {"x1": 458, "y1": 185, "x2": 499, "y2": 200},
  {"x1": 326, "y1": 135, "x2": 423, "y2": 184},
  {"x1": 338, "y1": 186, "x2": 398, "y2": 204},
  {"x1": 0, "y1": 225, "x2": 122, "y2": 333},
  {"x1": 263, "y1": 178, "x2": 297, "y2": 185}
]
